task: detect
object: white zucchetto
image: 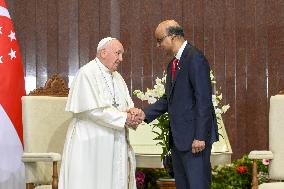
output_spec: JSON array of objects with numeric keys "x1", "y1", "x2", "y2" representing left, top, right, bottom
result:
[{"x1": 97, "y1": 37, "x2": 116, "y2": 53}]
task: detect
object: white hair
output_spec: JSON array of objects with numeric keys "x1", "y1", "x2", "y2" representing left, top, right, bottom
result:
[{"x1": 96, "y1": 37, "x2": 116, "y2": 54}]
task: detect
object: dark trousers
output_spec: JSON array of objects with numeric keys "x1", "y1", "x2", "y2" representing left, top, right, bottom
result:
[{"x1": 172, "y1": 143, "x2": 212, "y2": 189}]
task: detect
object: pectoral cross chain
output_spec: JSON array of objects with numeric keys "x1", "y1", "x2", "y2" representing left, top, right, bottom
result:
[{"x1": 97, "y1": 61, "x2": 120, "y2": 108}]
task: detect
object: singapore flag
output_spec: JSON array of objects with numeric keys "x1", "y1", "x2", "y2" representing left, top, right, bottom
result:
[{"x1": 0, "y1": 0, "x2": 25, "y2": 188}]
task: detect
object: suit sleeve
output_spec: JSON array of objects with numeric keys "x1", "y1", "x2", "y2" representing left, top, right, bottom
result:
[
  {"x1": 189, "y1": 53, "x2": 213, "y2": 141},
  {"x1": 143, "y1": 94, "x2": 168, "y2": 123},
  {"x1": 144, "y1": 64, "x2": 171, "y2": 123}
]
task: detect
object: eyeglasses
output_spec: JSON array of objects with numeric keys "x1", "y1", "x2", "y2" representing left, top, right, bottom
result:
[{"x1": 156, "y1": 35, "x2": 169, "y2": 44}]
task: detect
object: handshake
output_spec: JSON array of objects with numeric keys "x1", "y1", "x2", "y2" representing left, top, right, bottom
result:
[{"x1": 125, "y1": 108, "x2": 146, "y2": 130}]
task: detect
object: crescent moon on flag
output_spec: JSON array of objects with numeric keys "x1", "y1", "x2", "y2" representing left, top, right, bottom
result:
[{"x1": 0, "y1": 6, "x2": 10, "y2": 18}]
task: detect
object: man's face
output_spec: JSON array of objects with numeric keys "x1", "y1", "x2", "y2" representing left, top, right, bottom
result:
[
  {"x1": 155, "y1": 26, "x2": 173, "y2": 55},
  {"x1": 102, "y1": 40, "x2": 124, "y2": 72}
]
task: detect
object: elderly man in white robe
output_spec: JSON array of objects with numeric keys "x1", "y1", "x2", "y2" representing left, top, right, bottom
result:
[{"x1": 59, "y1": 37, "x2": 143, "y2": 189}]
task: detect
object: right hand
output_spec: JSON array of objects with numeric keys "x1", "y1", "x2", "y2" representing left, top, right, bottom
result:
[{"x1": 126, "y1": 108, "x2": 145, "y2": 129}]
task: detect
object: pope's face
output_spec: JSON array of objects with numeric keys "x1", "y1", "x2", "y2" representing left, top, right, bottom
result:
[{"x1": 103, "y1": 40, "x2": 124, "y2": 72}]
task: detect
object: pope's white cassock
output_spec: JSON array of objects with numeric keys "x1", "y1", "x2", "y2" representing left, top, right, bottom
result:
[{"x1": 59, "y1": 57, "x2": 136, "y2": 189}]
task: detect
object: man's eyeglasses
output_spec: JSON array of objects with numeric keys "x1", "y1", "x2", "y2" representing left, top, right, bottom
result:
[{"x1": 156, "y1": 35, "x2": 169, "y2": 44}]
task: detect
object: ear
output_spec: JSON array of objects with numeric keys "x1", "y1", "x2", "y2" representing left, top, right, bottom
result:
[{"x1": 100, "y1": 49, "x2": 108, "y2": 58}]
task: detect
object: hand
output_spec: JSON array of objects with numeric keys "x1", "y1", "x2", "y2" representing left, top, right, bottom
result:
[
  {"x1": 128, "y1": 108, "x2": 145, "y2": 122},
  {"x1": 191, "y1": 139, "x2": 205, "y2": 153},
  {"x1": 125, "y1": 108, "x2": 145, "y2": 130},
  {"x1": 125, "y1": 112, "x2": 141, "y2": 130}
]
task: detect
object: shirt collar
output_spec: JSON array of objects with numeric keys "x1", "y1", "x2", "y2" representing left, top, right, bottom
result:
[
  {"x1": 95, "y1": 57, "x2": 112, "y2": 74},
  {"x1": 175, "y1": 40, "x2": 188, "y2": 60}
]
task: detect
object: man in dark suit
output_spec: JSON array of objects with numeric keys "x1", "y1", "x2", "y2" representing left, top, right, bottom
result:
[{"x1": 143, "y1": 20, "x2": 218, "y2": 189}]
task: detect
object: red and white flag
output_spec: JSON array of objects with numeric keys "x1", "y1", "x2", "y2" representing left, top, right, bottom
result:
[{"x1": 0, "y1": 0, "x2": 25, "y2": 188}]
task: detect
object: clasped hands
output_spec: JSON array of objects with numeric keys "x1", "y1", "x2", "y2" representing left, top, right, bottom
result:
[{"x1": 126, "y1": 108, "x2": 145, "y2": 130}]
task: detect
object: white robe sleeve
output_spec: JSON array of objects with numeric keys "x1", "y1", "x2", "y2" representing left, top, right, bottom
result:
[{"x1": 87, "y1": 107, "x2": 127, "y2": 130}]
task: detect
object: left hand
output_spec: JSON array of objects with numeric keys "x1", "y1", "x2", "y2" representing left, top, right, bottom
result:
[{"x1": 192, "y1": 139, "x2": 205, "y2": 153}]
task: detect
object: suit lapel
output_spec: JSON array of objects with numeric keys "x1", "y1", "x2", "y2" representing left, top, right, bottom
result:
[
  {"x1": 168, "y1": 44, "x2": 191, "y2": 98},
  {"x1": 166, "y1": 61, "x2": 172, "y2": 99}
]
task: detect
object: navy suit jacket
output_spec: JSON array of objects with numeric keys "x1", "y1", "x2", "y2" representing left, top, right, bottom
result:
[{"x1": 144, "y1": 44, "x2": 218, "y2": 151}]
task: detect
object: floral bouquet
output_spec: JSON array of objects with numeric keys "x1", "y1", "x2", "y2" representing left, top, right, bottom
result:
[
  {"x1": 211, "y1": 155, "x2": 269, "y2": 189},
  {"x1": 210, "y1": 70, "x2": 230, "y2": 129}
]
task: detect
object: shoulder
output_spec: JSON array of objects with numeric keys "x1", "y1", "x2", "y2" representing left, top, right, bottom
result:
[
  {"x1": 113, "y1": 72, "x2": 129, "y2": 88},
  {"x1": 185, "y1": 46, "x2": 210, "y2": 71},
  {"x1": 72, "y1": 59, "x2": 99, "y2": 84},
  {"x1": 113, "y1": 71, "x2": 123, "y2": 78},
  {"x1": 184, "y1": 44, "x2": 207, "y2": 63},
  {"x1": 113, "y1": 71, "x2": 126, "y2": 83},
  {"x1": 186, "y1": 44, "x2": 204, "y2": 58},
  {"x1": 75, "y1": 60, "x2": 98, "y2": 79},
  {"x1": 80, "y1": 59, "x2": 97, "y2": 73}
]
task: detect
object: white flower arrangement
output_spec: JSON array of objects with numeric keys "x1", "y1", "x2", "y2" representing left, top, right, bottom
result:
[
  {"x1": 133, "y1": 71, "x2": 230, "y2": 158},
  {"x1": 133, "y1": 75, "x2": 166, "y2": 105},
  {"x1": 210, "y1": 70, "x2": 230, "y2": 126}
]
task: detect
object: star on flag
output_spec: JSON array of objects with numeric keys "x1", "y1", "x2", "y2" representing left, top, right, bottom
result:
[
  {"x1": 8, "y1": 30, "x2": 16, "y2": 41},
  {"x1": 8, "y1": 48, "x2": 16, "y2": 60},
  {"x1": 0, "y1": 26, "x2": 19, "y2": 63}
]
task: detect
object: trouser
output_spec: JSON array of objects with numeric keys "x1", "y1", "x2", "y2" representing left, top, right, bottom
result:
[{"x1": 172, "y1": 142, "x2": 212, "y2": 189}]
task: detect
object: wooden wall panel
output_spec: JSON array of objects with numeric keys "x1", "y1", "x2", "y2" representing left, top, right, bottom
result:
[
  {"x1": 213, "y1": 0, "x2": 226, "y2": 97},
  {"x1": 120, "y1": 0, "x2": 143, "y2": 103},
  {"x1": 161, "y1": 0, "x2": 183, "y2": 23},
  {"x1": 78, "y1": 0, "x2": 99, "y2": 68},
  {"x1": 203, "y1": 0, "x2": 214, "y2": 62},
  {"x1": 182, "y1": 0, "x2": 194, "y2": 42},
  {"x1": 267, "y1": 1, "x2": 284, "y2": 96},
  {"x1": 254, "y1": 0, "x2": 268, "y2": 150},
  {"x1": 58, "y1": 0, "x2": 70, "y2": 81},
  {"x1": 35, "y1": 0, "x2": 48, "y2": 87},
  {"x1": 99, "y1": 0, "x2": 111, "y2": 38},
  {"x1": 192, "y1": 0, "x2": 204, "y2": 50},
  {"x1": 223, "y1": 0, "x2": 237, "y2": 156},
  {"x1": 246, "y1": 0, "x2": 260, "y2": 152},
  {"x1": 47, "y1": 0, "x2": 58, "y2": 77},
  {"x1": 140, "y1": 0, "x2": 159, "y2": 108},
  {"x1": 5, "y1": 0, "x2": 284, "y2": 160},
  {"x1": 68, "y1": 0, "x2": 79, "y2": 79},
  {"x1": 119, "y1": 0, "x2": 131, "y2": 82},
  {"x1": 150, "y1": 1, "x2": 166, "y2": 77},
  {"x1": 25, "y1": 0, "x2": 36, "y2": 79},
  {"x1": 235, "y1": 0, "x2": 248, "y2": 159},
  {"x1": 88, "y1": 0, "x2": 101, "y2": 61}
]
